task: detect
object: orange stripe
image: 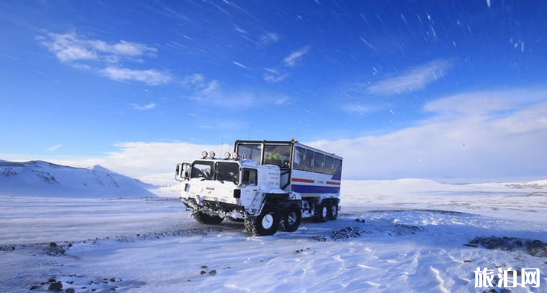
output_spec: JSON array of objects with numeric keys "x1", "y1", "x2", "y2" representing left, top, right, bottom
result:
[
  {"x1": 292, "y1": 178, "x2": 315, "y2": 183},
  {"x1": 326, "y1": 181, "x2": 340, "y2": 185}
]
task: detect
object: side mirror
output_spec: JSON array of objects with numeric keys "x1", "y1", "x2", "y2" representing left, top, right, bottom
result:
[
  {"x1": 175, "y1": 162, "x2": 192, "y2": 181},
  {"x1": 175, "y1": 163, "x2": 183, "y2": 181}
]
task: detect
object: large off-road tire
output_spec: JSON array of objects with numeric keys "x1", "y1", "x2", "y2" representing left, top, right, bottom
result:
[
  {"x1": 194, "y1": 211, "x2": 224, "y2": 225},
  {"x1": 327, "y1": 201, "x2": 339, "y2": 220},
  {"x1": 316, "y1": 203, "x2": 329, "y2": 222},
  {"x1": 280, "y1": 205, "x2": 302, "y2": 232},
  {"x1": 249, "y1": 211, "x2": 279, "y2": 236}
]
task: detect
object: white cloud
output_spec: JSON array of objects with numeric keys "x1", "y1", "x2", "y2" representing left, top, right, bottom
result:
[
  {"x1": 101, "y1": 67, "x2": 171, "y2": 86},
  {"x1": 263, "y1": 68, "x2": 289, "y2": 83},
  {"x1": 47, "y1": 144, "x2": 62, "y2": 152},
  {"x1": 39, "y1": 31, "x2": 166, "y2": 85},
  {"x1": 312, "y1": 88, "x2": 547, "y2": 181},
  {"x1": 202, "y1": 80, "x2": 219, "y2": 95},
  {"x1": 23, "y1": 87, "x2": 544, "y2": 182},
  {"x1": 182, "y1": 73, "x2": 220, "y2": 96},
  {"x1": 340, "y1": 104, "x2": 380, "y2": 115},
  {"x1": 49, "y1": 142, "x2": 233, "y2": 180},
  {"x1": 259, "y1": 33, "x2": 280, "y2": 45},
  {"x1": 130, "y1": 102, "x2": 156, "y2": 110},
  {"x1": 39, "y1": 32, "x2": 156, "y2": 64},
  {"x1": 368, "y1": 59, "x2": 452, "y2": 95},
  {"x1": 232, "y1": 61, "x2": 248, "y2": 69},
  {"x1": 424, "y1": 87, "x2": 547, "y2": 115},
  {"x1": 182, "y1": 73, "x2": 205, "y2": 87},
  {"x1": 181, "y1": 73, "x2": 288, "y2": 108},
  {"x1": 284, "y1": 46, "x2": 310, "y2": 67}
]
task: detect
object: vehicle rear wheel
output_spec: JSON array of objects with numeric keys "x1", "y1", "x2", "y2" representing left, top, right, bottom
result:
[
  {"x1": 280, "y1": 205, "x2": 302, "y2": 232},
  {"x1": 328, "y1": 201, "x2": 338, "y2": 220},
  {"x1": 316, "y1": 203, "x2": 329, "y2": 222},
  {"x1": 251, "y1": 211, "x2": 279, "y2": 236},
  {"x1": 194, "y1": 211, "x2": 224, "y2": 225}
]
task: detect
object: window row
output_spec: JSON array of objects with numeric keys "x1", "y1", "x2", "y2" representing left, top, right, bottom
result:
[{"x1": 293, "y1": 147, "x2": 342, "y2": 175}]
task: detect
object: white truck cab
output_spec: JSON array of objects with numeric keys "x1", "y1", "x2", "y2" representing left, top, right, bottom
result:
[{"x1": 176, "y1": 140, "x2": 342, "y2": 236}]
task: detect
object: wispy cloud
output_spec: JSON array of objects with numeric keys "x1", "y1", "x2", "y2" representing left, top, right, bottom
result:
[
  {"x1": 259, "y1": 32, "x2": 280, "y2": 45},
  {"x1": 101, "y1": 67, "x2": 171, "y2": 86},
  {"x1": 38, "y1": 32, "x2": 156, "y2": 63},
  {"x1": 38, "y1": 31, "x2": 168, "y2": 85},
  {"x1": 263, "y1": 68, "x2": 289, "y2": 83},
  {"x1": 232, "y1": 61, "x2": 248, "y2": 69},
  {"x1": 47, "y1": 144, "x2": 62, "y2": 152},
  {"x1": 182, "y1": 72, "x2": 290, "y2": 108},
  {"x1": 284, "y1": 46, "x2": 310, "y2": 67},
  {"x1": 341, "y1": 104, "x2": 382, "y2": 115},
  {"x1": 130, "y1": 102, "x2": 156, "y2": 110},
  {"x1": 424, "y1": 87, "x2": 547, "y2": 115},
  {"x1": 182, "y1": 73, "x2": 219, "y2": 96},
  {"x1": 368, "y1": 59, "x2": 452, "y2": 95}
]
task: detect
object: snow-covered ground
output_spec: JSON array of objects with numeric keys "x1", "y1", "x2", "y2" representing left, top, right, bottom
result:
[{"x1": 0, "y1": 163, "x2": 546, "y2": 292}]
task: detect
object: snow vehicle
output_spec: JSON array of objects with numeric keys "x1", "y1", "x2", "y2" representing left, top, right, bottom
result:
[{"x1": 176, "y1": 140, "x2": 343, "y2": 236}]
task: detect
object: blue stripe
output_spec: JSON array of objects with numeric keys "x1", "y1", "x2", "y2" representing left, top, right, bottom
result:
[{"x1": 291, "y1": 184, "x2": 340, "y2": 194}]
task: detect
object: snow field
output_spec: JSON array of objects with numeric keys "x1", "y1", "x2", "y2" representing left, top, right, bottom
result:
[{"x1": 0, "y1": 178, "x2": 546, "y2": 292}]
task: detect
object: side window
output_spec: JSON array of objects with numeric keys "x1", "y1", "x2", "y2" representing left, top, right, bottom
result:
[
  {"x1": 264, "y1": 145, "x2": 291, "y2": 168},
  {"x1": 305, "y1": 149, "x2": 314, "y2": 171},
  {"x1": 293, "y1": 147, "x2": 306, "y2": 170},
  {"x1": 313, "y1": 153, "x2": 325, "y2": 173},
  {"x1": 237, "y1": 144, "x2": 262, "y2": 164},
  {"x1": 242, "y1": 168, "x2": 257, "y2": 186},
  {"x1": 325, "y1": 156, "x2": 334, "y2": 175},
  {"x1": 334, "y1": 159, "x2": 342, "y2": 175}
]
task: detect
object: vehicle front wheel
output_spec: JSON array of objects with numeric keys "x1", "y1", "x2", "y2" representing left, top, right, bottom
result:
[
  {"x1": 194, "y1": 211, "x2": 224, "y2": 225},
  {"x1": 251, "y1": 211, "x2": 279, "y2": 236},
  {"x1": 280, "y1": 205, "x2": 302, "y2": 232}
]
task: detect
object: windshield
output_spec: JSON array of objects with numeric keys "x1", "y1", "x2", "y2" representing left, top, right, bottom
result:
[
  {"x1": 190, "y1": 160, "x2": 239, "y2": 184},
  {"x1": 215, "y1": 162, "x2": 239, "y2": 184},
  {"x1": 191, "y1": 161, "x2": 213, "y2": 180}
]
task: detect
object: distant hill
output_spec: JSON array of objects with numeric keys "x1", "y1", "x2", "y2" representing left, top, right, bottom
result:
[{"x1": 0, "y1": 160, "x2": 157, "y2": 198}]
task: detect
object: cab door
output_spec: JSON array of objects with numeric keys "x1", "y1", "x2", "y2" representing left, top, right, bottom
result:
[{"x1": 239, "y1": 168, "x2": 260, "y2": 210}]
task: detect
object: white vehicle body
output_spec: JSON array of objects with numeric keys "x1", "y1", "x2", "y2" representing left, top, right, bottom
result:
[{"x1": 176, "y1": 140, "x2": 343, "y2": 236}]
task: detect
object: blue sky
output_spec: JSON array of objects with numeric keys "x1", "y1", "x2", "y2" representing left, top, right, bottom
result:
[{"x1": 1, "y1": 0, "x2": 546, "y2": 181}]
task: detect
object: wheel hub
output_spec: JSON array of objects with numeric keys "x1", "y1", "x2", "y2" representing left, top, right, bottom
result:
[{"x1": 262, "y1": 214, "x2": 274, "y2": 229}]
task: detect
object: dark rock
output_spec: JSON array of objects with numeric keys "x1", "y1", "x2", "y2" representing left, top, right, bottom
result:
[
  {"x1": 209, "y1": 270, "x2": 217, "y2": 276},
  {"x1": 65, "y1": 288, "x2": 75, "y2": 293},
  {"x1": 48, "y1": 281, "x2": 63, "y2": 291},
  {"x1": 468, "y1": 236, "x2": 547, "y2": 257}
]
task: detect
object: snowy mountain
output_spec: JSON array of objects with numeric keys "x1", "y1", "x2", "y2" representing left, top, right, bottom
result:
[{"x1": 0, "y1": 160, "x2": 156, "y2": 198}]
